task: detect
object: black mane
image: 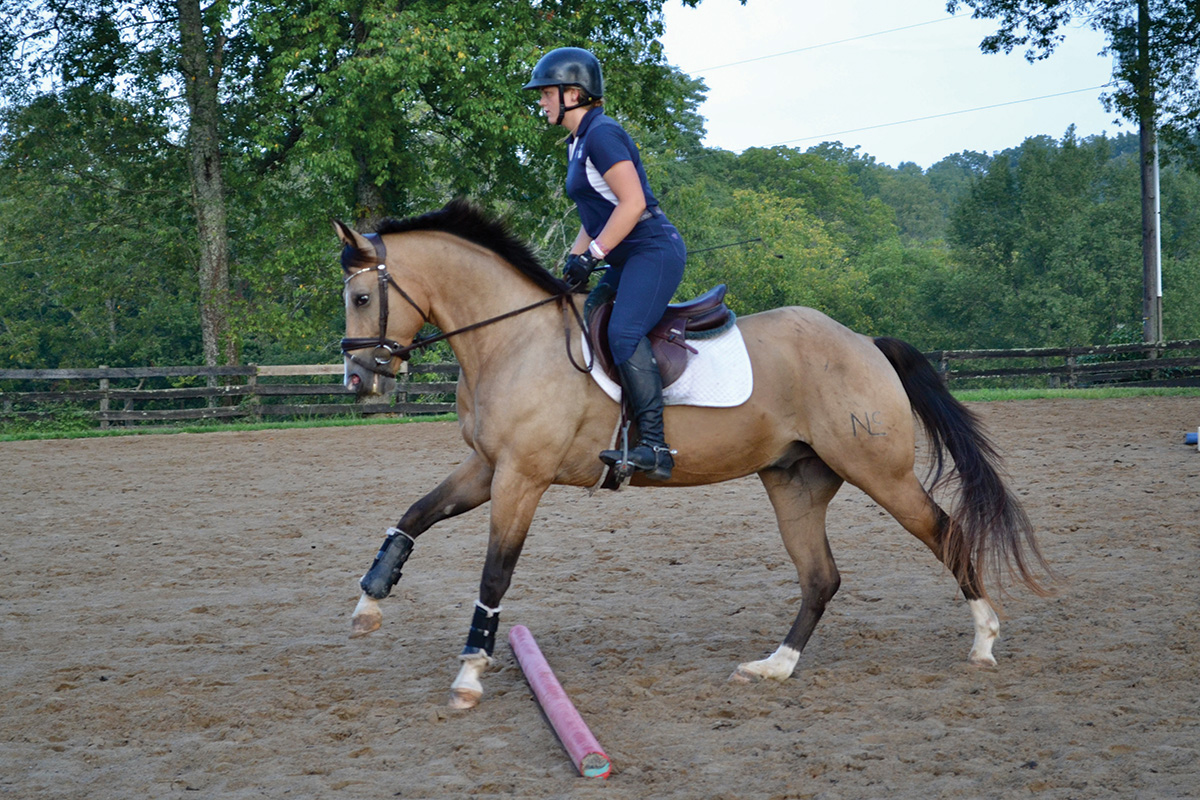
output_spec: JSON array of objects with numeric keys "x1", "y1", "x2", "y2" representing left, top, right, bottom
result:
[{"x1": 375, "y1": 199, "x2": 571, "y2": 296}]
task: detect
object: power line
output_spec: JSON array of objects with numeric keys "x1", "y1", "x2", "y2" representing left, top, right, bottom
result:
[
  {"x1": 765, "y1": 84, "x2": 1116, "y2": 149},
  {"x1": 690, "y1": 13, "x2": 969, "y2": 73},
  {"x1": 0, "y1": 257, "x2": 53, "y2": 267},
  {"x1": 671, "y1": 12, "x2": 1121, "y2": 158}
]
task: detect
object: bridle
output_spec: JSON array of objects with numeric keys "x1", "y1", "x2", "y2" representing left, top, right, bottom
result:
[
  {"x1": 339, "y1": 232, "x2": 592, "y2": 379},
  {"x1": 339, "y1": 234, "x2": 436, "y2": 378}
]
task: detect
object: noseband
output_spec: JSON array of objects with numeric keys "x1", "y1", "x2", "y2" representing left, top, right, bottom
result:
[{"x1": 340, "y1": 232, "x2": 592, "y2": 379}]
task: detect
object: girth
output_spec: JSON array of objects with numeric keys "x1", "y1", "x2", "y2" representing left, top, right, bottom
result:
[{"x1": 585, "y1": 283, "x2": 735, "y2": 388}]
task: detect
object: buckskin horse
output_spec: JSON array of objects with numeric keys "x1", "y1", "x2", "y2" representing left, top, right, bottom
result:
[{"x1": 336, "y1": 200, "x2": 1050, "y2": 709}]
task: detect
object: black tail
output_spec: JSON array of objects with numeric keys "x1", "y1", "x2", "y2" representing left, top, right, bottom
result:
[{"x1": 874, "y1": 337, "x2": 1053, "y2": 600}]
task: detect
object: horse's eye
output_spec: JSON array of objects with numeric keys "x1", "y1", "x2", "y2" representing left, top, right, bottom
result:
[{"x1": 354, "y1": 293, "x2": 370, "y2": 308}]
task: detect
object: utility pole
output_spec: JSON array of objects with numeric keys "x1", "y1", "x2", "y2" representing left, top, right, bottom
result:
[{"x1": 1137, "y1": 0, "x2": 1163, "y2": 345}]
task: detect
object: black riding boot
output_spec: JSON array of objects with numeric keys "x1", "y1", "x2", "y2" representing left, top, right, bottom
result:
[{"x1": 600, "y1": 337, "x2": 674, "y2": 481}]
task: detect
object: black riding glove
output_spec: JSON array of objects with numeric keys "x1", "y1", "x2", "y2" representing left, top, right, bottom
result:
[{"x1": 563, "y1": 251, "x2": 601, "y2": 288}]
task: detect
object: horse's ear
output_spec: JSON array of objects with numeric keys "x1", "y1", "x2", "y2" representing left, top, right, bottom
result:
[
  {"x1": 332, "y1": 219, "x2": 375, "y2": 271},
  {"x1": 332, "y1": 219, "x2": 368, "y2": 248}
]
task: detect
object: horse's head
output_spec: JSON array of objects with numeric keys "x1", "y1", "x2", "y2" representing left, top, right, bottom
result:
[{"x1": 334, "y1": 220, "x2": 430, "y2": 398}]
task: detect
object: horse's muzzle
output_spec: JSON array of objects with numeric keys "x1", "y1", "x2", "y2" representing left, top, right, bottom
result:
[{"x1": 344, "y1": 361, "x2": 394, "y2": 398}]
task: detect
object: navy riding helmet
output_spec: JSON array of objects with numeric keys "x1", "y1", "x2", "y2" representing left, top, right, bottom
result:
[{"x1": 523, "y1": 47, "x2": 604, "y2": 124}]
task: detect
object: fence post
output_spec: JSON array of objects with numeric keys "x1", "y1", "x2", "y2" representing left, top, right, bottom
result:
[
  {"x1": 98, "y1": 366, "x2": 110, "y2": 430},
  {"x1": 1066, "y1": 351, "x2": 1077, "y2": 389},
  {"x1": 247, "y1": 365, "x2": 262, "y2": 422},
  {"x1": 392, "y1": 359, "x2": 410, "y2": 406}
]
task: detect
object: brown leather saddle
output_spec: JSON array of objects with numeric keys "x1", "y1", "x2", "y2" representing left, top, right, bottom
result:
[{"x1": 585, "y1": 283, "x2": 735, "y2": 389}]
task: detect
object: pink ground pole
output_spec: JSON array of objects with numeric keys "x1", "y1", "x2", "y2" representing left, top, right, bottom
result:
[{"x1": 507, "y1": 624, "x2": 612, "y2": 779}]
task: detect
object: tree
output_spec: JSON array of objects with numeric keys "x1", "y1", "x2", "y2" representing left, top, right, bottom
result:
[
  {"x1": 718, "y1": 145, "x2": 898, "y2": 258},
  {"x1": 1158, "y1": 149, "x2": 1200, "y2": 339},
  {"x1": 874, "y1": 151, "x2": 992, "y2": 243},
  {"x1": 2, "y1": 0, "x2": 240, "y2": 366},
  {"x1": 0, "y1": 89, "x2": 198, "y2": 367},
  {"x1": 235, "y1": 0, "x2": 714, "y2": 237},
  {"x1": 670, "y1": 184, "x2": 873, "y2": 328},
  {"x1": 946, "y1": 0, "x2": 1200, "y2": 343},
  {"x1": 0, "y1": 0, "x2": 719, "y2": 368},
  {"x1": 947, "y1": 132, "x2": 1144, "y2": 346},
  {"x1": 178, "y1": 0, "x2": 235, "y2": 367},
  {"x1": 858, "y1": 242, "x2": 960, "y2": 346}
]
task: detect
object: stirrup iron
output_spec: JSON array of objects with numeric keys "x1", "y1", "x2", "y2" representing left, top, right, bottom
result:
[
  {"x1": 600, "y1": 421, "x2": 675, "y2": 481},
  {"x1": 610, "y1": 421, "x2": 636, "y2": 482}
]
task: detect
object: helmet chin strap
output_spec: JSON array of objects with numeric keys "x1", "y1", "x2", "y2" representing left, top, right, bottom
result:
[{"x1": 554, "y1": 85, "x2": 590, "y2": 126}]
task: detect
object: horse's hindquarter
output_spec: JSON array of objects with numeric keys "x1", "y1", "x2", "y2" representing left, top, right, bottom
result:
[{"x1": 661, "y1": 307, "x2": 918, "y2": 487}]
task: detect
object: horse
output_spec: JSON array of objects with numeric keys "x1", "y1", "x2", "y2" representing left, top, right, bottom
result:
[{"x1": 335, "y1": 199, "x2": 1051, "y2": 710}]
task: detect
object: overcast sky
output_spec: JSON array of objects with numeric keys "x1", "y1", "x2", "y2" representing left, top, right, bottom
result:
[{"x1": 659, "y1": 0, "x2": 1133, "y2": 168}]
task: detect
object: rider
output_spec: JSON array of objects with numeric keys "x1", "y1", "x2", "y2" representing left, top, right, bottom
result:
[{"x1": 524, "y1": 46, "x2": 687, "y2": 481}]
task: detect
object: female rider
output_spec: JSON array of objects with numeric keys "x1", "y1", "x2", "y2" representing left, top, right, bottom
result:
[{"x1": 523, "y1": 47, "x2": 687, "y2": 481}]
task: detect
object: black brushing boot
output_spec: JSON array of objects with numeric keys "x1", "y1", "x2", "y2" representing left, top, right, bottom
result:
[{"x1": 600, "y1": 337, "x2": 674, "y2": 480}]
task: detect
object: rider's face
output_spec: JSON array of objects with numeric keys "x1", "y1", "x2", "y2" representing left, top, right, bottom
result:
[
  {"x1": 537, "y1": 87, "x2": 559, "y2": 122},
  {"x1": 537, "y1": 86, "x2": 582, "y2": 125}
]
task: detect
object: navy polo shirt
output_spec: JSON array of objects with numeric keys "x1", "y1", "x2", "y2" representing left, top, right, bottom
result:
[{"x1": 565, "y1": 107, "x2": 661, "y2": 244}]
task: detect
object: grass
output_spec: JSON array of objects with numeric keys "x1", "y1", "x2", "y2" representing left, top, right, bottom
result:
[
  {"x1": 954, "y1": 386, "x2": 1200, "y2": 402},
  {"x1": 2, "y1": 388, "x2": 1197, "y2": 442},
  {"x1": 0, "y1": 412, "x2": 459, "y2": 442}
]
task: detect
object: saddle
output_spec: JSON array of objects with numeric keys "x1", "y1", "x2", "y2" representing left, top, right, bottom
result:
[{"x1": 585, "y1": 283, "x2": 736, "y2": 389}]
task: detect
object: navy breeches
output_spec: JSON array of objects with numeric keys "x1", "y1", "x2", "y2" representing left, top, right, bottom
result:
[{"x1": 599, "y1": 223, "x2": 687, "y2": 364}]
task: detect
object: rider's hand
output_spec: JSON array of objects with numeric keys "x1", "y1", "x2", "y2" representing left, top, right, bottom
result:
[{"x1": 563, "y1": 251, "x2": 601, "y2": 288}]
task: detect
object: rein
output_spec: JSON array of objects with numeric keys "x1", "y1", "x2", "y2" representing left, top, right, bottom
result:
[{"x1": 340, "y1": 233, "x2": 592, "y2": 379}]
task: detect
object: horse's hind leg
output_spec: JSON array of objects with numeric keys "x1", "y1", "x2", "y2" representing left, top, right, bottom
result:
[
  {"x1": 865, "y1": 471, "x2": 1000, "y2": 666},
  {"x1": 732, "y1": 457, "x2": 843, "y2": 683}
]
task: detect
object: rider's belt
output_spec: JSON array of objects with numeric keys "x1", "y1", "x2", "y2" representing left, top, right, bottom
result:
[{"x1": 638, "y1": 206, "x2": 664, "y2": 222}]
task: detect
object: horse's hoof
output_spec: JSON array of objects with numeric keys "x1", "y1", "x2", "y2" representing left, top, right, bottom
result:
[
  {"x1": 349, "y1": 610, "x2": 382, "y2": 639},
  {"x1": 729, "y1": 667, "x2": 760, "y2": 684},
  {"x1": 968, "y1": 653, "x2": 998, "y2": 667},
  {"x1": 447, "y1": 688, "x2": 482, "y2": 710}
]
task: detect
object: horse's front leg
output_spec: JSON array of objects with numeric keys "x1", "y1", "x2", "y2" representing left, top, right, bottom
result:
[
  {"x1": 351, "y1": 453, "x2": 494, "y2": 637},
  {"x1": 449, "y1": 466, "x2": 548, "y2": 710}
]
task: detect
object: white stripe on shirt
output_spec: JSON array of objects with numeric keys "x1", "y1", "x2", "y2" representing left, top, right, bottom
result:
[{"x1": 585, "y1": 157, "x2": 619, "y2": 206}]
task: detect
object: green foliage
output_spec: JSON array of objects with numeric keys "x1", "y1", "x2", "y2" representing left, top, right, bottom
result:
[
  {"x1": 944, "y1": 130, "x2": 1160, "y2": 347},
  {"x1": 857, "y1": 241, "x2": 958, "y2": 345},
  {"x1": 233, "y1": 0, "x2": 706, "y2": 233},
  {"x1": 3, "y1": 0, "x2": 1199, "y2": 370},
  {"x1": 871, "y1": 151, "x2": 989, "y2": 242},
  {"x1": 1159, "y1": 161, "x2": 1200, "y2": 339},
  {"x1": 1, "y1": 0, "x2": 711, "y2": 369},
  {"x1": 954, "y1": 386, "x2": 1200, "y2": 402},
  {"x1": 718, "y1": 145, "x2": 898, "y2": 258},
  {"x1": 675, "y1": 188, "x2": 869, "y2": 325},
  {"x1": 0, "y1": 404, "x2": 95, "y2": 436},
  {"x1": 0, "y1": 88, "x2": 198, "y2": 367}
]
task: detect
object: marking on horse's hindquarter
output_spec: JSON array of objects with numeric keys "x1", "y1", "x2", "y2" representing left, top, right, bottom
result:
[{"x1": 851, "y1": 411, "x2": 887, "y2": 437}]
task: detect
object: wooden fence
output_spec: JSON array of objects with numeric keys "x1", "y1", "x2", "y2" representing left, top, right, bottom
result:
[
  {"x1": 0, "y1": 362, "x2": 458, "y2": 428},
  {"x1": 2, "y1": 340, "x2": 1198, "y2": 430},
  {"x1": 927, "y1": 339, "x2": 1200, "y2": 389}
]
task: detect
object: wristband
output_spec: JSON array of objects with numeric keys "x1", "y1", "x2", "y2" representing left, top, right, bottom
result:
[{"x1": 588, "y1": 240, "x2": 607, "y2": 260}]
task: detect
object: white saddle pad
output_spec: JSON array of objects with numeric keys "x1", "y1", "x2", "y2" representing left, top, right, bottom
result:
[{"x1": 583, "y1": 324, "x2": 753, "y2": 408}]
